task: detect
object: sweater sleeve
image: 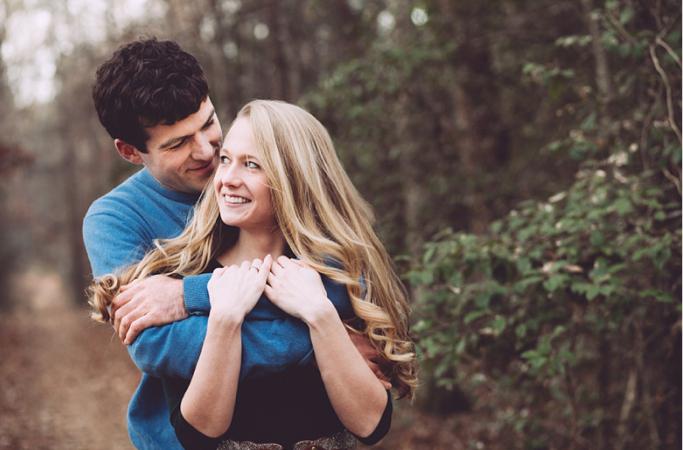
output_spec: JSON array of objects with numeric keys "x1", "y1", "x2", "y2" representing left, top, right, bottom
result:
[
  {"x1": 128, "y1": 313, "x2": 312, "y2": 380},
  {"x1": 128, "y1": 278, "x2": 349, "y2": 381},
  {"x1": 182, "y1": 273, "x2": 212, "y2": 313}
]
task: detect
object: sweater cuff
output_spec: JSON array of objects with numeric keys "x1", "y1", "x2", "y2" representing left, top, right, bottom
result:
[{"x1": 183, "y1": 273, "x2": 211, "y2": 314}]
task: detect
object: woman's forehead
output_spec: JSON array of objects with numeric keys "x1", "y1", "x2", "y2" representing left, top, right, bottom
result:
[{"x1": 222, "y1": 118, "x2": 258, "y2": 157}]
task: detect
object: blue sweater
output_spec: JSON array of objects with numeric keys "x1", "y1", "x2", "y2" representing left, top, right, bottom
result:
[{"x1": 82, "y1": 169, "x2": 353, "y2": 450}]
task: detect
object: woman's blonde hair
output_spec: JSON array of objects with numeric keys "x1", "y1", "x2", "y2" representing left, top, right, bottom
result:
[{"x1": 89, "y1": 100, "x2": 417, "y2": 398}]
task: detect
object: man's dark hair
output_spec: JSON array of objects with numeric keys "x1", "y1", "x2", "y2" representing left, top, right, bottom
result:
[{"x1": 92, "y1": 38, "x2": 209, "y2": 152}]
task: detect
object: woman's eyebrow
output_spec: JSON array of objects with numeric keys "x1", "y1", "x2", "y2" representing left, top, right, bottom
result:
[{"x1": 220, "y1": 148, "x2": 260, "y2": 160}]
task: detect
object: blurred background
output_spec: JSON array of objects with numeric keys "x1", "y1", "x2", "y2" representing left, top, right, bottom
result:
[{"x1": 0, "y1": 0, "x2": 680, "y2": 449}]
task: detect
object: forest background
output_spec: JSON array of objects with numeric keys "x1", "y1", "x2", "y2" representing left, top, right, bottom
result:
[{"x1": 0, "y1": 0, "x2": 680, "y2": 449}]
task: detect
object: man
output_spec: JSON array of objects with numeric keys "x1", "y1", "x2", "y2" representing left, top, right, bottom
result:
[{"x1": 83, "y1": 38, "x2": 387, "y2": 450}]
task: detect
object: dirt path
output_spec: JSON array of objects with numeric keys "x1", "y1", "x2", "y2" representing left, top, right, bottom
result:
[
  {"x1": 0, "y1": 270, "x2": 137, "y2": 450},
  {"x1": 0, "y1": 270, "x2": 463, "y2": 450}
]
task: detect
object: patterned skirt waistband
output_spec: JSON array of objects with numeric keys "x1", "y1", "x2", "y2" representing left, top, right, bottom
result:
[{"x1": 217, "y1": 429, "x2": 358, "y2": 450}]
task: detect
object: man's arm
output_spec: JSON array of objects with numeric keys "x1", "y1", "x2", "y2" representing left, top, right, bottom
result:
[
  {"x1": 84, "y1": 207, "x2": 380, "y2": 382},
  {"x1": 84, "y1": 205, "x2": 209, "y2": 343},
  {"x1": 83, "y1": 207, "x2": 314, "y2": 380},
  {"x1": 111, "y1": 274, "x2": 211, "y2": 344},
  {"x1": 128, "y1": 312, "x2": 312, "y2": 380}
]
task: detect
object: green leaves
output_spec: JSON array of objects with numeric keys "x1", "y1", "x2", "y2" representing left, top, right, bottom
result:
[{"x1": 412, "y1": 137, "x2": 680, "y2": 446}]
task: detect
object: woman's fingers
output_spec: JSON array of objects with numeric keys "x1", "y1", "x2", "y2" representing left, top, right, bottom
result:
[
  {"x1": 266, "y1": 271, "x2": 278, "y2": 289},
  {"x1": 270, "y1": 258, "x2": 285, "y2": 276},
  {"x1": 257, "y1": 255, "x2": 273, "y2": 285},
  {"x1": 250, "y1": 258, "x2": 263, "y2": 273},
  {"x1": 277, "y1": 255, "x2": 295, "y2": 269},
  {"x1": 239, "y1": 260, "x2": 250, "y2": 272},
  {"x1": 290, "y1": 258, "x2": 306, "y2": 267}
]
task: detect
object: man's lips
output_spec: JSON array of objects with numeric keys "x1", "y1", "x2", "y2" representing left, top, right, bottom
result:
[{"x1": 188, "y1": 161, "x2": 214, "y2": 172}]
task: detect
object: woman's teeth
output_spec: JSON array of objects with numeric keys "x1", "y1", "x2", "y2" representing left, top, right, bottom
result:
[{"x1": 224, "y1": 195, "x2": 251, "y2": 204}]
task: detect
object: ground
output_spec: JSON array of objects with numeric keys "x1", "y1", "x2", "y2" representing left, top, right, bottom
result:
[{"x1": 0, "y1": 270, "x2": 463, "y2": 450}]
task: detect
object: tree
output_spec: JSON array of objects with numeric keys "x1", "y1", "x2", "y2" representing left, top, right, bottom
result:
[{"x1": 412, "y1": 0, "x2": 681, "y2": 448}]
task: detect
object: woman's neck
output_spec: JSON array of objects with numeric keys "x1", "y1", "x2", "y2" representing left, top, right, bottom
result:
[{"x1": 217, "y1": 227, "x2": 286, "y2": 267}]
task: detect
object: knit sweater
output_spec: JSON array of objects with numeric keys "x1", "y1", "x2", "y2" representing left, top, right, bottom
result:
[{"x1": 83, "y1": 168, "x2": 342, "y2": 450}]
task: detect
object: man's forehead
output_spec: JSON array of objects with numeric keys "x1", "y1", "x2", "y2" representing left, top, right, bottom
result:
[{"x1": 146, "y1": 99, "x2": 218, "y2": 148}]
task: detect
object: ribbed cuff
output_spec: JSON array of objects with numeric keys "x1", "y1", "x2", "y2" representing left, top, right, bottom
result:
[{"x1": 183, "y1": 273, "x2": 212, "y2": 314}]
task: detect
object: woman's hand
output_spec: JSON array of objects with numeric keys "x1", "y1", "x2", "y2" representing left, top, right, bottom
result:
[
  {"x1": 265, "y1": 256, "x2": 332, "y2": 324},
  {"x1": 208, "y1": 254, "x2": 273, "y2": 322}
]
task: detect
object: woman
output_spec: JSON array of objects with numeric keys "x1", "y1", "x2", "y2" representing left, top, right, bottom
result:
[{"x1": 90, "y1": 100, "x2": 416, "y2": 449}]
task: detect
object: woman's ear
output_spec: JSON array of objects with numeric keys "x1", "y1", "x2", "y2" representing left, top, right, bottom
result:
[{"x1": 114, "y1": 139, "x2": 144, "y2": 165}]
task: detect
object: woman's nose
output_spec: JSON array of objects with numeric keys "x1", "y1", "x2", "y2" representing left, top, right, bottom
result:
[{"x1": 219, "y1": 163, "x2": 243, "y2": 187}]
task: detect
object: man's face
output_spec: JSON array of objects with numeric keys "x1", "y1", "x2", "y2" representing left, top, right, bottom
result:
[{"x1": 139, "y1": 98, "x2": 222, "y2": 194}]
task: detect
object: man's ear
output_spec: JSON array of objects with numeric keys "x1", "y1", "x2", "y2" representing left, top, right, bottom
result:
[{"x1": 114, "y1": 139, "x2": 145, "y2": 165}]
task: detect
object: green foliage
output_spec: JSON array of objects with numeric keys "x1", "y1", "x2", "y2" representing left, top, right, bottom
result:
[
  {"x1": 413, "y1": 160, "x2": 680, "y2": 446},
  {"x1": 410, "y1": 0, "x2": 681, "y2": 448}
]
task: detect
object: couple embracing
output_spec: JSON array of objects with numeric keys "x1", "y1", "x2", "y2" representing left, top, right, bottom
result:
[{"x1": 83, "y1": 38, "x2": 416, "y2": 450}]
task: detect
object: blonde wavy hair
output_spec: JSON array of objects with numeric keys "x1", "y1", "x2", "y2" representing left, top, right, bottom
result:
[{"x1": 89, "y1": 100, "x2": 417, "y2": 398}]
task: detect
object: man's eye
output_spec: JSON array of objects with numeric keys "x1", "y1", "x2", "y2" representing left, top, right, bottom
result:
[
  {"x1": 169, "y1": 140, "x2": 185, "y2": 150},
  {"x1": 203, "y1": 118, "x2": 215, "y2": 130}
]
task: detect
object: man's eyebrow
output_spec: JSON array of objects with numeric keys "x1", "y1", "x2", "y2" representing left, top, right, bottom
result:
[{"x1": 159, "y1": 108, "x2": 216, "y2": 149}]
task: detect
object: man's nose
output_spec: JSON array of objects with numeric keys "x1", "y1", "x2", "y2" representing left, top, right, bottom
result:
[{"x1": 191, "y1": 133, "x2": 216, "y2": 161}]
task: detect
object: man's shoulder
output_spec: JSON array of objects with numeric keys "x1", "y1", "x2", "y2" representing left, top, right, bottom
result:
[{"x1": 85, "y1": 169, "x2": 153, "y2": 219}]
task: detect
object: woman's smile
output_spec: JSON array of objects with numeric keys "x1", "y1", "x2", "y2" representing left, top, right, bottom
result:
[
  {"x1": 222, "y1": 194, "x2": 252, "y2": 205},
  {"x1": 214, "y1": 117, "x2": 275, "y2": 230}
]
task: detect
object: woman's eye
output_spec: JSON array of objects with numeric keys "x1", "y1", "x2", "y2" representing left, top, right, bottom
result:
[
  {"x1": 246, "y1": 160, "x2": 260, "y2": 169},
  {"x1": 219, "y1": 155, "x2": 230, "y2": 164}
]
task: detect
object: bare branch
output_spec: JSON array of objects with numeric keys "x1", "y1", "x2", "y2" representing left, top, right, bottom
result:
[
  {"x1": 655, "y1": 36, "x2": 681, "y2": 69},
  {"x1": 603, "y1": 11, "x2": 638, "y2": 47},
  {"x1": 649, "y1": 44, "x2": 682, "y2": 145},
  {"x1": 662, "y1": 168, "x2": 681, "y2": 195}
]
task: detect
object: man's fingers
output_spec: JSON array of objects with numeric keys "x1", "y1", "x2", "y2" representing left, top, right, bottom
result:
[
  {"x1": 347, "y1": 330, "x2": 391, "y2": 388},
  {"x1": 119, "y1": 278, "x2": 140, "y2": 292},
  {"x1": 124, "y1": 313, "x2": 153, "y2": 345},
  {"x1": 111, "y1": 282, "x2": 142, "y2": 312},
  {"x1": 112, "y1": 294, "x2": 140, "y2": 333},
  {"x1": 118, "y1": 305, "x2": 146, "y2": 342},
  {"x1": 370, "y1": 364, "x2": 392, "y2": 389},
  {"x1": 348, "y1": 330, "x2": 378, "y2": 359}
]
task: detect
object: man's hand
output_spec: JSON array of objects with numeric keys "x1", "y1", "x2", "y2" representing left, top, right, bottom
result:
[
  {"x1": 111, "y1": 275, "x2": 188, "y2": 345},
  {"x1": 348, "y1": 330, "x2": 392, "y2": 390}
]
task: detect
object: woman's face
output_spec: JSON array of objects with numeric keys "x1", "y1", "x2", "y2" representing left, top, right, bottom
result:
[{"x1": 214, "y1": 117, "x2": 275, "y2": 231}]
